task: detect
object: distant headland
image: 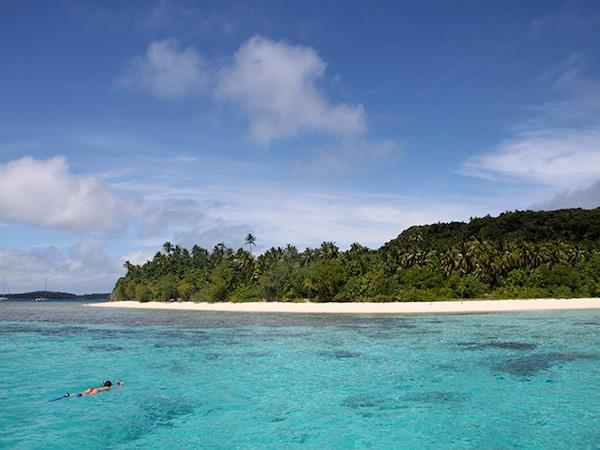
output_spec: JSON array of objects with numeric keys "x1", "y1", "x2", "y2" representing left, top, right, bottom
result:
[{"x1": 4, "y1": 292, "x2": 109, "y2": 301}]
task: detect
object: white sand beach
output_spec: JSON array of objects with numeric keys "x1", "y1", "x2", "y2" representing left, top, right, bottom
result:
[{"x1": 89, "y1": 298, "x2": 600, "y2": 314}]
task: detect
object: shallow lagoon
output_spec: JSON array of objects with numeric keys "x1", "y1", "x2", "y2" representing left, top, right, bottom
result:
[{"x1": 1, "y1": 301, "x2": 600, "y2": 449}]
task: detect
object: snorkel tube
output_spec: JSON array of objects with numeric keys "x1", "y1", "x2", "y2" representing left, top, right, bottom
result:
[{"x1": 48, "y1": 393, "x2": 71, "y2": 402}]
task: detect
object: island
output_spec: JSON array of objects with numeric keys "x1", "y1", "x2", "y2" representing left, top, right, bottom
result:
[{"x1": 106, "y1": 208, "x2": 600, "y2": 308}]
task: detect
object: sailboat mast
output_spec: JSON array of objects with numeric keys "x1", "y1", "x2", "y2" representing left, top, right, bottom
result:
[{"x1": 0, "y1": 277, "x2": 8, "y2": 300}]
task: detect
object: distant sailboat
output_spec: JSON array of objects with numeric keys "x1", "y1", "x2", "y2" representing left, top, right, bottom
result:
[
  {"x1": 0, "y1": 277, "x2": 8, "y2": 301},
  {"x1": 34, "y1": 278, "x2": 48, "y2": 302}
]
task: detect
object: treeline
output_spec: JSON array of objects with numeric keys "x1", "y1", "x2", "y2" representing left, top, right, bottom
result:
[{"x1": 112, "y1": 208, "x2": 600, "y2": 302}]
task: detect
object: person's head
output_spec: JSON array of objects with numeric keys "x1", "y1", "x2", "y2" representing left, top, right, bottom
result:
[{"x1": 103, "y1": 380, "x2": 112, "y2": 387}]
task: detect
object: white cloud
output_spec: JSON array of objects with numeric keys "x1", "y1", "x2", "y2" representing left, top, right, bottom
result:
[
  {"x1": 110, "y1": 160, "x2": 486, "y2": 253},
  {"x1": 203, "y1": 188, "x2": 484, "y2": 250},
  {"x1": 100, "y1": 151, "x2": 492, "y2": 252},
  {"x1": 461, "y1": 128, "x2": 600, "y2": 187},
  {"x1": 534, "y1": 180, "x2": 600, "y2": 210},
  {"x1": 140, "y1": 198, "x2": 206, "y2": 237},
  {"x1": 130, "y1": 189, "x2": 479, "y2": 254},
  {"x1": 216, "y1": 35, "x2": 366, "y2": 144},
  {"x1": 461, "y1": 51, "x2": 600, "y2": 211},
  {"x1": 118, "y1": 35, "x2": 367, "y2": 144},
  {"x1": 0, "y1": 239, "x2": 122, "y2": 294},
  {"x1": 174, "y1": 222, "x2": 252, "y2": 250},
  {"x1": 0, "y1": 156, "x2": 135, "y2": 231},
  {"x1": 117, "y1": 39, "x2": 207, "y2": 99},
  {"x1": 120, "y1": 248, "x2": 158, "y2": 267},
  {"x1": 301, "y1": 139, "x2": 401, "y2": 175},
  {"x1": 531, "y1": 55, "x2": 600, "y2": 124}
]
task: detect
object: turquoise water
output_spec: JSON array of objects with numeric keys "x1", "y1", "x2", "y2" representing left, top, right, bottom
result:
[{"x1": 1, "y1": 302, "x2": 600, "y2": 449}]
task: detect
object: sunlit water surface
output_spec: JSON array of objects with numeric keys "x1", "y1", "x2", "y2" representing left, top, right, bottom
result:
[{"x1": 1, "y1": 301, "x2": 600, "y2": 449}]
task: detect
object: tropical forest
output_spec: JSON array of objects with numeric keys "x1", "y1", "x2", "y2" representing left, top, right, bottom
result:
[{"x1": 111, "y1": 208, "x2": 600, "y2": 302}]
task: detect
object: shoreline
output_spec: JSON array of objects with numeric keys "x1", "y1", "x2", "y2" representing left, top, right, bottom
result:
[{"x1": 88, "y1": 298, "x2": 600, "y2": 315}]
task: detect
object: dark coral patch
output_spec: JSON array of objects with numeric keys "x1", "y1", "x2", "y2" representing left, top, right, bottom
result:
[
  {"x1": 87, "y1": 344, "x2": 124, "y2": 352},
  {"x1": 318, "y1": 350, "x2": 361, "y2": 359},
  {"x1": 290, "y1": 433, "x2": 310, "y2": 444},
  {"x1": 341, "y1": 394, "x2": 389, "y2": 409},
  {"x1": 493, "y1": 352, "x2": 598, "y2": 377},
  {"x1": 333, "y1": 350, "x2": 361, "y2": 358},
  {"x1": 245, "y1": 351, "x2": 271, "y2": 358},
  {"x1": 458, "y1": 341, "x2": 537, "y2": 351},
  {"x1": 402, "y1": 391, "x2": 463, "y2": 403}
]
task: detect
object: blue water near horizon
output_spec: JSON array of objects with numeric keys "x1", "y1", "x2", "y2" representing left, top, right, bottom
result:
[{"x1": 1, "y1": 301, "x2": 600, "y2": 449}]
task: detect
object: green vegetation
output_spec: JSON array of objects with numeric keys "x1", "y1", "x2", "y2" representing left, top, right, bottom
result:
[{"x1": 111, "y1": 208, "x2": 600, "y2": 302}]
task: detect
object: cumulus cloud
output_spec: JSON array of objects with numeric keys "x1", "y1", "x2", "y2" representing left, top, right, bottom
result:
[
  {"x1": 118, "y1": 35, "x2": 367, "y2": 144},
  {"x1": 0, "y1": 239, "x2": 122, "y2": 294},
  {"x1": 461, "y1": 128, "x2": 600, "y2": 187},
  {"x1": 0, "y1": 156, "x2": 135, "y2": 231},
  {"x1": 117, "y1": 38, "x2": 207, "y2": 99},
  {"x1": 217, "y1": 35, "x2": 366, "y2": 143}
]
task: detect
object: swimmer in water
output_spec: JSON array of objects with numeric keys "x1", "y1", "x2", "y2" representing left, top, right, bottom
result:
[{"x1": 66, "y1": 380, "x2": 124, "y2": 397}]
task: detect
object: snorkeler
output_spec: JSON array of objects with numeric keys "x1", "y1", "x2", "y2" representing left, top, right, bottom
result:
[
  {"x1": 77, "y1": 380, "x2": 125, "y2": 397},
  {"x1": 69, "y1": 380, "x2": 124, "y2": 397},
  {"x1": 49, "y1": 380, "x2": 124, "y2": 402}
]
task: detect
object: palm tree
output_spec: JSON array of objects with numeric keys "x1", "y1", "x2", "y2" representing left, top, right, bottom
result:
[
  {"x1": 320, "y1": 241, "x2": 340, "y2": 259},
  {"x1": 210, "y1": 242, "x2": 227, "y2": 266},
  {"x1": 284, "y1": 244, "x2": 299, "y2": 262},
  {"x1": 439, "y1": 248, "x2": 456, "y2": 276},
  {"x1": 162, "y1": 241, "x2": 174, "y2": 255},
  {"x1": 123, "y1": 260, "x2": 134, "y2": 274},
  {"x1": 244, "y1": 233, "x2": 257, "y2": 255},
  {"x1": 235, "y1": 248, "x2": 256, "y2": 281},
  {"x1": 191, "y1": 245, "x2": 209, "y2": 268}
]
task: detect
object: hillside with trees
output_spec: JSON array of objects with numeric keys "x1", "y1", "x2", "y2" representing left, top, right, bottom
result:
[{"x1": 111, "y1": 209, "x2": 600, "y2": 302}]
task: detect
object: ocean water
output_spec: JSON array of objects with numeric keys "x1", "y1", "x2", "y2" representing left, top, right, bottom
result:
[{"x1": 1, "y1": 302, "x2": 600, "y2": 449}]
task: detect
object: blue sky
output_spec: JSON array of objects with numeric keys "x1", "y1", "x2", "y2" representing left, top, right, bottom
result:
[{"x1": 1, "y1": 0, "x2": 600, "y2": 293}]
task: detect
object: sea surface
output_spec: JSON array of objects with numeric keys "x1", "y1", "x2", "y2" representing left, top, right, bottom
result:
[{"x1": 1, "y1": 301, "x2": 600, "y2": 449}]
